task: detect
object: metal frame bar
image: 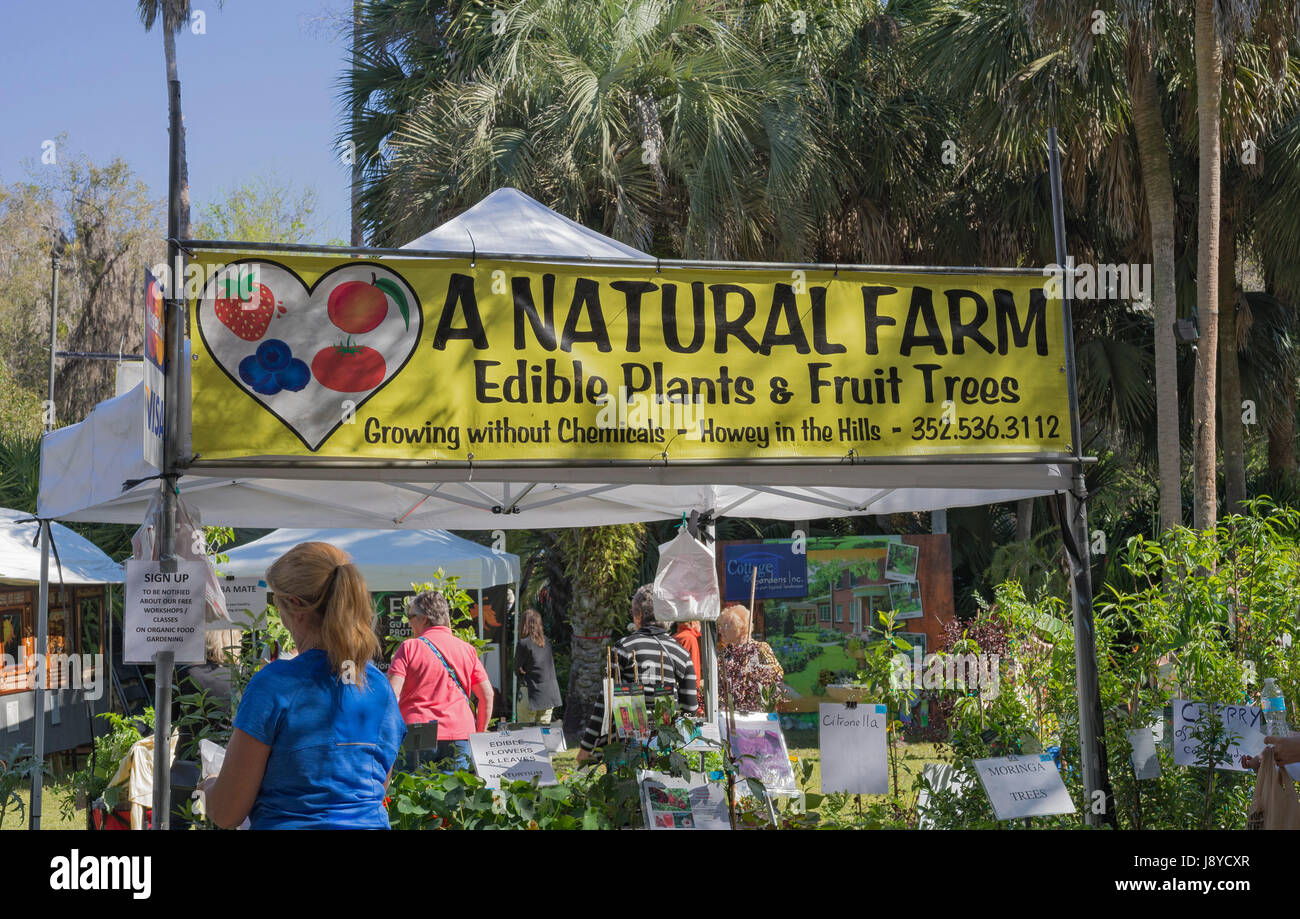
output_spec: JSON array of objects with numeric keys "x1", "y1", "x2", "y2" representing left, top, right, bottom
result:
[
  {"x1": 233, "y1": 481, "x2": 401, "y2": 527},
  {"x1": 504, "y1": 484, "x2": 622, "y2": 511},
  {"x1": 179, "y1": 238, "x2": 1057, "y2": 278},
  {"x1": 188, "y1": 453, "x2": 1094, "y2": 474}
]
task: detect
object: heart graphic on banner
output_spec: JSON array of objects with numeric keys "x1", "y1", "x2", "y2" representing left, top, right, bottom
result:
[{"x1": 196, "y1": 259, "x2": 423, "y2": 451}]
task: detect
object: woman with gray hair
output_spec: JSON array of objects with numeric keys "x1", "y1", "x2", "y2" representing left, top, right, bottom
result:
[
  {"x1": 387, "y1": 590, "x2": 494, "y2": 772},
  {"x1": 576, "y1": 584, "x2": 699, "y2": 762}
]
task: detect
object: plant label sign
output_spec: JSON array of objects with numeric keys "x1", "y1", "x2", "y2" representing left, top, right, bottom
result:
[
  {"x1": 682, "y1": 721, "x2": 722, "y2": 752},
  {"x1": 1172, "y1": 700, "x2": 1265, "y2": 772},
  {"x1": 124, "y1": 559, "x2": 206, "y2": 664},
  {"x1": 217, "y1": 577, "x2": 266, "y2": 630},
  {"x1": 819, "y1": 703, "x2": 889, "y2": 794},
  {"x1": 469, "y1": 727, "x2": 557, "y2": 790},
  {"x1": 973, "y1": 754, "x2": 1076, "y2": 820},
  {"x1": 1127, "y1": 726, "x2": 1161, "y2": 780},
  {"x1": 639, "y1": 770, "x2": 731, "y2": 830}
]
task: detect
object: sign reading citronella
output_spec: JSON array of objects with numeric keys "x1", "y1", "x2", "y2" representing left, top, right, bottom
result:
[
  {"x1": 819, "y1": 703, "x2": 889, "y2": 794},
  {"x1": 468, "y1": 728, "x2": 557, "y2": 789},
  {"x1": 187, "y1": 254, "x2": 1072, "y2": 464},
  {"x1": 124, "y1": 560, "x2": 206, "y2": 664},
  {"x1": 973, "y1": 754, "x2": 1076, "y2": 820}
]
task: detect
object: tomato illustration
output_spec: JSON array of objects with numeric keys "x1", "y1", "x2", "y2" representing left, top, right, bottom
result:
[{"x1": 311, "y1": 340, "x2": 388, "y2": 392}]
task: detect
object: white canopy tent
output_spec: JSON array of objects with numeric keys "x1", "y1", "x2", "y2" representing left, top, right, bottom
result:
[
  {"x1": 401, "y1": 187, "x2": 653, "y2": 261},
  {"x1": 36, "y1": 186, "x2": 1085, "y2": 825},
  {"x1": 38, "y1": 182, "x2": 1069, "y2": 729},
  {"x1": 40, "y1": 186, "x2": 1066, "y2": 526},
  {"x1": 0, "y1": 508, "x2": 121, "y2": 763},
  {"x1": 219, "y1": 527, "x2": 518, "y2": 591},
  {"x1": 38, "y1": 389, "x2": 1064, "y2": 525},
  {"x1": 221, "y1": 526, "x2": 520, "y2": 695},
  {"x1": 0, "y1": 507, "x2": 123, "y2": 586}
]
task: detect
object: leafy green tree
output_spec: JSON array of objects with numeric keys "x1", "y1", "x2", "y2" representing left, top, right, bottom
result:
[
  {"x1": 192, "y1": 175, "x2": 323, "y2": 244},
  {"x1": 556, "y1": 524, "x2": 645, "y2": 736},
  {"x1": 0, "y1": 149, "x2": 163, "y2": 427}
]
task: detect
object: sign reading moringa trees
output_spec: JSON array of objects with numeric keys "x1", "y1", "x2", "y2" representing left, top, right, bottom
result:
[{"x1": 185, "y1": 254, "x2": 1073, "y2": 463}]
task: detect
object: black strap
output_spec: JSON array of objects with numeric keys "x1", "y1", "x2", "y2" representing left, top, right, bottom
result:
[{"x1": 420, "y1": 635, "x2": 474, "y2": 713}]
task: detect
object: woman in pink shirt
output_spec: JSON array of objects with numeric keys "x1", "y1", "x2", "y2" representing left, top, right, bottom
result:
[{"x1": 387, "y1": 591, "x2": 493, "y2": 773}]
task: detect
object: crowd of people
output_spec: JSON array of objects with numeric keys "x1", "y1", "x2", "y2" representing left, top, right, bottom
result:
[{"x1": 196, "y1": 540, "x2": 783, "y2": 829}]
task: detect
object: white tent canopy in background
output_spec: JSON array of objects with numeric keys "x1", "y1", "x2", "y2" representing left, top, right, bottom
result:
[
  {"x1": 219, "y1": 527, "x2": 518, "y2": 592},
  {"x1": 0, "y1": 507, "x2": 123, "y2": 585},
  {"x1": 38, "y1": 186, "x2": 1069, "y2": 529},
  {"x1": 401, "y1": 187, "x2": 653, "y2": 260}
]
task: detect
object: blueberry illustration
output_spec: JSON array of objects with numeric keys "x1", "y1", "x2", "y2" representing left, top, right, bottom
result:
[
  {"x1": 239, "y1": 354, "x2": 282, "y2": 395},
  {"x1": 257, "y1": 339, "x2": 292, "y2": 372},
  {"x1": 279, "y1": 358, "x2": 310, "y2": 392}
]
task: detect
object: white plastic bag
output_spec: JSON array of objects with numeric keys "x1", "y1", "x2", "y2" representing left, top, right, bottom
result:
[
  {"x1": 131, "y1": 491, "x2": 230, "y2": 624},
  {"x1": 193, "y1": 739, "x2": 249, "y2": 829},
  {"x1": 199, "y1": 738, "x2": 227, "y2": 780},
  {"x1": 652, "y1": 529, "x2": 720, "y2": 622}
]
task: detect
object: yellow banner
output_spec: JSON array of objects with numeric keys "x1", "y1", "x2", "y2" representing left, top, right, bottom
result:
[{"x1": 187, "y1": 254, "x2": 1072, "y2": 464}]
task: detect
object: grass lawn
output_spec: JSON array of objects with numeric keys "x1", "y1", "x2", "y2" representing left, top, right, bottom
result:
[
  {"x1": 0, "y1": 786, "x2": 83, "y2": 830},
  {"x1": 784, "y1": 729, "x2": 948, "y2": 804},
  {"x1": 549, "y1": 727, "x2": 950, "y2": 821},
  {"x1": 784, "y1": 644, "x2": 857, "y2": 697}
]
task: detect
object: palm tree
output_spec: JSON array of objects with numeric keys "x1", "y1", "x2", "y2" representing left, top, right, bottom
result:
[
  {"x1": 555, "y1": 524, "x2": 644, "y2": 737},
  {"x1": 1191, "y1": 0, "x2": 1223, "y2": 529},
  {"x1": 352, "y1": 0, "x2": 825, "y2": 256},
  {"x1": 137, "y1": 0, "x2": 222, "y2": 241},
  {"x1": 1215, "y1": 21, "x2": 1300, "y2": 511},
  {"x1": 1122, "y1": 5, "x2": 1188, "y2": 532}
]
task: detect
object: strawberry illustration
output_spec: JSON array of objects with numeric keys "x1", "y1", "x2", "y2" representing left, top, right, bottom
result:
[{"x1": 214, "y1": 278, "x2": 285, "y2": 341}]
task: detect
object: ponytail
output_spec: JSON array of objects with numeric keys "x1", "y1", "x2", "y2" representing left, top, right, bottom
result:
[
  {"x1": 319, "y1": 562, "x2": 379, "y2": 688},
  {"x1": 267, "y1": 542, "x2": 379, "y2": 688}
]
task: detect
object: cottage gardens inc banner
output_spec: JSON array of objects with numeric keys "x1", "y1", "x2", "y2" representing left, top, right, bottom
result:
[{"x1": 184, "y1": 253, "x2": 1073, "y2": 464}]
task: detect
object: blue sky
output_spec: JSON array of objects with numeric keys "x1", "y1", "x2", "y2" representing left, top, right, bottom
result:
[{"x1": 0, "y1": 0, "x2": 360, "y2": 243}]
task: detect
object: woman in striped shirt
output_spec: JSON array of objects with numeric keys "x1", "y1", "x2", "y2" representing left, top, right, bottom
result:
[{"x1": 577, "y1": 584, "x2": 698, "y2": 761}]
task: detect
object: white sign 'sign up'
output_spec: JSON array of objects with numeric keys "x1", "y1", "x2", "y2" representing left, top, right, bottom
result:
[{"x1": 124, "y1": 559, "x2": 206, "y2": 664}]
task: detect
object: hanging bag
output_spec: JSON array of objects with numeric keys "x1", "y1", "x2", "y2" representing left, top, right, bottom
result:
[
  {"x1": 1247, "y1": 746, "x2": 1300, "y2": 830},
  {"x1": 653, "y1": 529, "x2": 720, "y2": 622}
]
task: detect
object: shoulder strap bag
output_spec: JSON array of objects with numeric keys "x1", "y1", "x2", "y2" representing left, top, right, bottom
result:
[{"x1": 419, "y1": 635, "x2": 475, "y2": 714}]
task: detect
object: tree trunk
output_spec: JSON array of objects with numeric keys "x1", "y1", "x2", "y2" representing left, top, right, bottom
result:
[
  {"x1": 1218, "y1": 210, "x2": 1246, "y2": 512},
  {"x1": 162, "y1": 19, "x2": 190, "y2": 241},
  {"x1": 1127, "y1": 55, "x2": 1183, "y2": 531},
  {"x1": 351, "y1": 0, "x2": 363, "y2": 246},
  {"x1": 1193, "y1": 0, "x2": 1223, "y2": 529},
  {"x1": 1267, "y1": 371, "x2": 1297, "y2": 480},
  {"x1": 1015, "y1": 498, "x2": 1033, "y2": 541},
  {"x1": 562, "y1": 599, "x2": 610, "y2": 737}
]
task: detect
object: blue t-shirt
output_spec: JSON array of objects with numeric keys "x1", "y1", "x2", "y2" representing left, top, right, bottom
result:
[{"x1": 233, "y1": 650, "x2": 406, "y2": 830}]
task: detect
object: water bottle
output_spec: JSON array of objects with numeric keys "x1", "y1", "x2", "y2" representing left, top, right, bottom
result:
[{"x1": 1262, "y1": 678, "x2": 1288, "y2": 737}]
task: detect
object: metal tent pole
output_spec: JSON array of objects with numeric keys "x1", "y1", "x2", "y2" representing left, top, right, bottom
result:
[
  {"x1": 512, "y1": 577, "x2": 520, "y2": 723},
  {"x1": 29, "y1": 521, "x2": 50, "y2": 829},
  {"x1": 152, "y1": 77, "x2": 185, "y2": 830},
  {"x1": 29, "y1": 235, "x2": 67, "y2": 829},
  {"x1": 105, "y1": 584, "x2": 116, "y2": 713},
  {"x1": 1048, "y1": 122, "x2": 1114, "y2": 827}
]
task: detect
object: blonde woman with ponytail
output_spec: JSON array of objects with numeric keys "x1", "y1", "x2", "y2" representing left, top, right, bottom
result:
[{"x1": 201, "y1": 542, "x2": 405, "y2": 829}]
